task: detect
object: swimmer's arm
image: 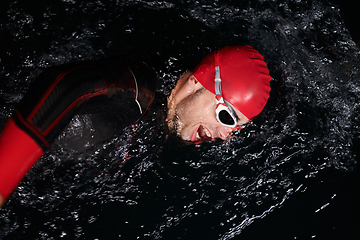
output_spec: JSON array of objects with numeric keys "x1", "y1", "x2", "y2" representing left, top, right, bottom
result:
[
  {"x1": 0, "y1": 64, "x2": 113, "y2": 208},
  {"x1": 0, "y1": 61, "x2": 154, "y2": 208}
]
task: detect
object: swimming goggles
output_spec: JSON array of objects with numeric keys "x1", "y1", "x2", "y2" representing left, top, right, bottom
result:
[{"x1": 214, "y1": 51, "x2": 243, "y2": 130}]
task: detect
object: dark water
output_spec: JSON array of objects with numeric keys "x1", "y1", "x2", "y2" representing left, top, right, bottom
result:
[{"x1": 0, "y1": 0, "x2": 359, "y2": 239}]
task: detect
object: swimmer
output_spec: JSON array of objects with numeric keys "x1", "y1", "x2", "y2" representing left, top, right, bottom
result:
[
  {"x1": 0, "y1": 45, "x2": 272, "y2": 207},
  {"x1": 167, "y1": 46, "x2": 271, "y2": 145}
]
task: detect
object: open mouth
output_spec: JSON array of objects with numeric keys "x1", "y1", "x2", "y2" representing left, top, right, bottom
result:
[{"x1": 191, "y1": 125, "x2": 212, "y2": 144}]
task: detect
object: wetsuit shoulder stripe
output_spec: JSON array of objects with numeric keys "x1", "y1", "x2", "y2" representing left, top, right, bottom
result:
[
  {"x1": 43, "y1": 89, "x2": 107, "y2": 135},
  {"x1": 27, "y1": 66, "x2": 98, "y2": 121}
]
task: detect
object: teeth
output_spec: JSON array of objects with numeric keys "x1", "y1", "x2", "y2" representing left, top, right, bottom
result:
[
  {"x1": 196, "y1": 131, "x2": 200, "y2": 139},
  {"x1": 203, "y1": 128, "x2": 211, "y2": 138}
]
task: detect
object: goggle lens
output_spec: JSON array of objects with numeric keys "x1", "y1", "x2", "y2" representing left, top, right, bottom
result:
[
  {"x1": 215, "y1": 99, "x2": 238, "y2": 128},
  {"x1": 218, "y1": 109, "x2": 235, "y2": 126}
]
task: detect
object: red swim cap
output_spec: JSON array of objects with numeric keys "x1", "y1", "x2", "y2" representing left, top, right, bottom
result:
[{"x1": 192, "y1": 45, "x2": 272, "y2": 119}]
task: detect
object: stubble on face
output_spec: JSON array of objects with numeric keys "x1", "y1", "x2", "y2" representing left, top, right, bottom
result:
[
  {"x1": 171, "y1": 111, "x2": 183, "y2": 137},
  {"x1": 169, "y1": 87, "x2": 206, "y2": 140}
]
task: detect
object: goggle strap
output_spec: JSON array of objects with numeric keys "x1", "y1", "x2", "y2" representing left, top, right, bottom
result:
[
  {"x1": 215, "y1": 67, "x2": 221, "y2": 96},
  {"x1": 214, "y1": 51, "x2": 222, "y2": 96}
]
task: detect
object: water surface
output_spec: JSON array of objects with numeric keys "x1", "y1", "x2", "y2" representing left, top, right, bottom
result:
[{"x1": 0, "y1": 0, "x2": 359, "y2": 239}]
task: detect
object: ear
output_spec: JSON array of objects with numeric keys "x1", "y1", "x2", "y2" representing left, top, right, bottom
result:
[
  {"x1": 188, "y1": 75, "x2": 199, "y2": 84},
  {"x1": 170, "y1": 73, "x2": 203, "y2": 105},
  {"x1": 188, "y1": 75, "x2": 202, "y2": 91}
]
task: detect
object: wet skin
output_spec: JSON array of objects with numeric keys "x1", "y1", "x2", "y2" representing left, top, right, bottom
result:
[{"x1": 167, "y1": 72, "x2": 249, "y2": 145}]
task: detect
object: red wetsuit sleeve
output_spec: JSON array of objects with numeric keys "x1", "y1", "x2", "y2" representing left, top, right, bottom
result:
[{"x1": 0, "y1": 118, "x2": 44, "y2": 201}]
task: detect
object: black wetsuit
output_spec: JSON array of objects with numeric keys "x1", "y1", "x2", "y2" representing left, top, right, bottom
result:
[
  {"x1": 15, "y1": 59, "x2": 158, "y2": 151},
  {"x1": 0, "y1": 58, "x2": 159, "y2": 201}
]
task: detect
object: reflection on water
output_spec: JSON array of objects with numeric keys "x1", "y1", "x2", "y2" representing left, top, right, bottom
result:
[{"x1": 0, "y1": 0, "x2": 359, "y2": 239}]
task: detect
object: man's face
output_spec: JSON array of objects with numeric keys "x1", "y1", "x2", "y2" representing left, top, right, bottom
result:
[{"x1": 171, "y1": 84, "x2": 250, "y2": 145}]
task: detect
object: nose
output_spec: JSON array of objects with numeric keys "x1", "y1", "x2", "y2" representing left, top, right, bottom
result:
[{"x1": 216, "y1": 125, "x2": 233, "y2": 140}]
